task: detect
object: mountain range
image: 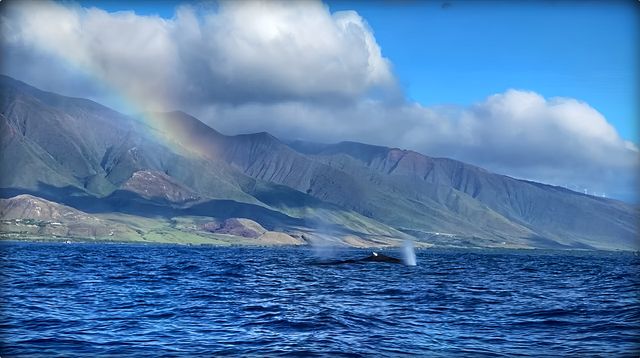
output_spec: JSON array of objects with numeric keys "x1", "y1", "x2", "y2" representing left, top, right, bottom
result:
[{"x1": 0, "y1": 75, "x2": 637, "y2": 250}]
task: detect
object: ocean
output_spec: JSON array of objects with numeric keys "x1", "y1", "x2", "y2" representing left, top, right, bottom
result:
[{"x1": 0, "y1": 242, "x2": 638, "y2": 357}]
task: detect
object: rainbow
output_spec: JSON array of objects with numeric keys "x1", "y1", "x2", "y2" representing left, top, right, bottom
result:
[
  {"x1": 6, "y1": 2, "x2": 220, "y2": 160},
  {"x1": 101, "y1": 84, "x2": 220, "y2": 161},
  {"x1": 54, "y1": 51, "x2": 220, "y2": 161}
]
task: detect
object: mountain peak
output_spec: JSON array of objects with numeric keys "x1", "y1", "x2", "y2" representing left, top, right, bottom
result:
[{"x1": 0, "y1": 74, "x2": 123, "y2": 117}]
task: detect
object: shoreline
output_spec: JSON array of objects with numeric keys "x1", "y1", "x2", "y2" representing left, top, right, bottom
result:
[{"x1": 1, "y1": 236, "x2": 636, "y2": 253}]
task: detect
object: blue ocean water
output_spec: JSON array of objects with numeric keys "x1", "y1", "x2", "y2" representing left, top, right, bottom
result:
[{"x1": 0, "y1": 242, "x2": 638, "y2": 357}]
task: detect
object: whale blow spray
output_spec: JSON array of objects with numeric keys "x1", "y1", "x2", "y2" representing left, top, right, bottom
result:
[{"x1": 402, "y1": 240, "x2": 417, "y2": 266}]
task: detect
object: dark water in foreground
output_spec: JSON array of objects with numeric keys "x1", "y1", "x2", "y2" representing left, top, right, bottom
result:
[{"x1": 0, "y1": 242, "x2": 638, "y2": 357}]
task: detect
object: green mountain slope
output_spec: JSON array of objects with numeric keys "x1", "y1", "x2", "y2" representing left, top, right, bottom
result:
[{"x1": 0, "y1": 75, "x2": 637, "y2": 249}]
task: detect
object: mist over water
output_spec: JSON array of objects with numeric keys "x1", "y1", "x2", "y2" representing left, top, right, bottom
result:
[
  {"x1": 307, "y1": 234, "x2": 342, "y2": 260},
  {"x1": 402, "y1": 240, "x2": 417, "y2": 266},
  {"x1": 1, "y1": 242, "x2": 638, "y2": 357}
]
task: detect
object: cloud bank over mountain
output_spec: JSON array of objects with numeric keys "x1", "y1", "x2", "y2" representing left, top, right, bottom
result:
[
  {"x1": 1, "y1": 0, "x2": 637, "y2": 201},
  {"x1": 1, "y1": 0, "x2": 397, "y2": 107}
]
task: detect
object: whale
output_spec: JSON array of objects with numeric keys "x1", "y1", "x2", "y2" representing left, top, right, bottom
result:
[
  {"x1": 316, "y1": 252, "x2": 404, "y2": 265},
  {"x1": 360, "y1": 252, "x2": 403, "y2": 263}
]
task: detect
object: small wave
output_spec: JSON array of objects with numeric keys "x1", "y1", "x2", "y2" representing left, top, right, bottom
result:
[{"x1": 1, "y1": 244, "x2": 638, "y2": 357}]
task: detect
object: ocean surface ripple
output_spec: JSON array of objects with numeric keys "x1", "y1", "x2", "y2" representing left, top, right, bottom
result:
[{"x1": 0, "y1": 242, "x2": 638, "y2": 357}]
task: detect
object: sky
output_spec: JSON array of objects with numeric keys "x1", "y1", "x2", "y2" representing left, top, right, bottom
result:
[
  {"x1": 76, "y1": 0, "x2": 639, "y2": 144},
  {"x1": 1, "y1": 0, "x2": 638, "y2": 201},
  {"x1": 328, "y1": 1, "x2": 639, "y2": 144}
]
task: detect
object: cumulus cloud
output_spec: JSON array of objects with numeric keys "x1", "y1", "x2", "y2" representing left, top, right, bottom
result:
[
  {"x1": 1, "y1": 0, "x2": 398, "y2": 110},
  {"x1": 1, "y1": 0, "x2": 637, "y2": 201}
]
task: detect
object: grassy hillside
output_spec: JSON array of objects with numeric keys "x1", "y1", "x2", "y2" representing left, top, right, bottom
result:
[{"x1": 1, "y1": 75, "x2": 637, "y2": 250}]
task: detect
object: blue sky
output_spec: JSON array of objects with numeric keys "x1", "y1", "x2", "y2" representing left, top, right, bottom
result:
[
  {"x1": 328, "y1": 1, "x2": 639, "y2": 144},
  {"x1": 78, "y1": 0, "x2": 639, "y2": 144}
]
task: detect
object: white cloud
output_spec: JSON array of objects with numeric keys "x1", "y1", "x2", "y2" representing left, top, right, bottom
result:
[
  {"x1": 1, "y1": 0, "x2": 397, "y2": 110},
  {"x1": 1, "y1": 0, "x2": 637, "y2": 201},
  {"x1": 193, "y1": 90, "x2": 638, "y2": 201}
]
